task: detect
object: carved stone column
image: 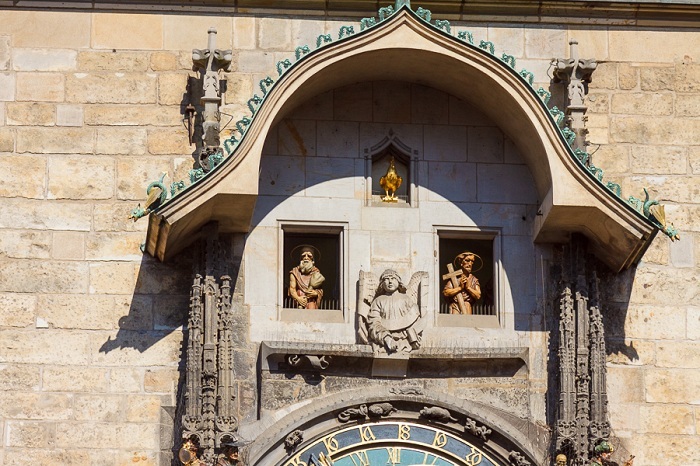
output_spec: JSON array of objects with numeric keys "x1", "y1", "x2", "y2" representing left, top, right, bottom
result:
[
  {"x1": 181, "y1": 223, "x2": 239, "y2": 465},
  {"x1": 554, "y1": 237, "x2": 610, "y2": 465}
]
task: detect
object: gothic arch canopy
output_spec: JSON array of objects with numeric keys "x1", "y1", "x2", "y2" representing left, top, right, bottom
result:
[{"x1": 145, "y1": 7, "x2": 656, "y2": 271}]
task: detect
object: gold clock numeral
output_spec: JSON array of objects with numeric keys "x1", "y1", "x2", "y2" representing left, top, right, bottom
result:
[
  {"x1": 422, "y1": 452, "x2": 439, "y2": 465},
  {"x1": 322, "y1": 435, "x2": 339, "y2": 454},
  {"x1": 359, "y1": 426, "x2": 376, "y2": 443},
  {"x1": 316, "y1": 453, "x2": 333, "y2": 466},
  {"x1": 398, "y1": 424, "x2": 411, "y2": 440},
  {"x1": 386, "y1": 447, "x2": 401, "y2": 465},
  {"x1": 464, "y1": 450, "x2": 483, "y2": 466},
  {"x1": 349, "y1": 450, "x2": 371, "y2": 466},
  {"x1": 285, "y1": 453, "x2": 308, "y2": 466},
  {"x1": 432, "y1": 431, "x2": 448, "y2": 448}
]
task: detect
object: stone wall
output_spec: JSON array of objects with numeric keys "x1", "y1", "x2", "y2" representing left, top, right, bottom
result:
[{"x1": 0, "y1": 8, "x2": 698, "y2": 466}]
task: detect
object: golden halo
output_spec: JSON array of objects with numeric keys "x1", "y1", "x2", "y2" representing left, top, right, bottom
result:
[
  {"x1": 290, "y1": 244, "x2": 321, "y2": 262},
  {"x1": 453, "y1": 251, "x2": 484, "y2": 273}
]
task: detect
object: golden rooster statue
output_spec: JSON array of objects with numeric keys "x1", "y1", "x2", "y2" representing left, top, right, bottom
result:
[{"x1": 379, "y1": 156, "x2": 403, "y2": 202}]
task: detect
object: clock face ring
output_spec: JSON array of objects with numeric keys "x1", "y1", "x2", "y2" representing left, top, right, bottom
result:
[{"x1": 280, "y1": 421, "x2": 501, "y2": 466}]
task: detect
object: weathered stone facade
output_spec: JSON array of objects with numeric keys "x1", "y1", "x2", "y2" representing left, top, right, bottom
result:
[{"x1": 0, "y1": 3, "x2": 698, "y2": 466}]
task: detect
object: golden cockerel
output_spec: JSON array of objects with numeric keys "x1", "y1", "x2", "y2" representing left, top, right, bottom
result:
[{"x1": 379, "y1": 157, "x2": 403, "y2": 202}]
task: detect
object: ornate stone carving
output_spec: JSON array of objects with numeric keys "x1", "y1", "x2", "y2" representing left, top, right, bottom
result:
[
  {"x1": 464, "y1": 417, "x2": 492, "y2": 441},
  {"x1": 419, "y1": 406, "x2": 458, "y2": 423},
  {"x1": 358, "y1": 269, "x2": 428, "y2": 354},
  {"x1": 389, "y1": 386, "x2": 423, "y2": 396},
  {"x1": 555, "y1": 238, "x2": 610, "y2": 466},
  {"x1": 552, "y1": 39, "x2": 597, "y2": 155},
  {"x1": 509, "y1": 451, "x2": 532, "y2": 466},
  {"x1": 286, "y1": 354, "x2": 332, "y2": 371},
  {"x1": 284, "y1": 430, "x2": 304, "y2": 451},
  {"x1": 337, "y1": 403, "x2": 396, "y2": 423},
  {"x1": 181, "y1": 228, "x2": 239, "y2": 466}
]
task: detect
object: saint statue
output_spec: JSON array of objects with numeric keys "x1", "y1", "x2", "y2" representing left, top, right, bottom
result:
[
  {"x1": 590, "y1": 440, "x2": 634, "y2": 466},
  {"x1": 442, "y1": 251, "x2": 482, "y2": 314},
  {"x1": 216, "y1": 440, "x2": 243, "y2": 466},
  {"x1": 358, "y1": 269, "x2": 427, "y2": 354},
  {"x1": 288, "y1": 245, "x2": 325, "y2": 309}
]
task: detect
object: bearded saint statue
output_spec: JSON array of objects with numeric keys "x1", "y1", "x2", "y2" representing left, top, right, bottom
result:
[{"x1": 288, "y1": 245, "x2": 325, "y2": 309}]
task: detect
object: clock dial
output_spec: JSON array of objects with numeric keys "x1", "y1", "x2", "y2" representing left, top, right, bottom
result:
[{"x1": 280, "y1": 421, "x2": 500, "y2": 466}]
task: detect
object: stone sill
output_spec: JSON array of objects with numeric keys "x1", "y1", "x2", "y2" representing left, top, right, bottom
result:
[{"x1": 3, "y1": 0, "x2": 699, "y2": 27}]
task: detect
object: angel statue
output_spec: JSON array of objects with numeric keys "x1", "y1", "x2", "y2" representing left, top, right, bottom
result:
[{"x1": 358, "y1": 269, "x2": 428, "y2": 354}]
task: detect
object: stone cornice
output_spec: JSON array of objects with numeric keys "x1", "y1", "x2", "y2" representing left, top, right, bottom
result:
[{"x1": 2, "y1": 0, "x2": 700, "y2": 27}]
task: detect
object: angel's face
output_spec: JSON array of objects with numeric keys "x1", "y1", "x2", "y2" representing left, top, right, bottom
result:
[{"x1": 382, "y1": 275, "x2": 399, "y2": 293}]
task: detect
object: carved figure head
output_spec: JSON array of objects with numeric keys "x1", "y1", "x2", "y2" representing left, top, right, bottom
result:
[
  {"x1": 555, "y1": 453, "x2": 567, "y2": 466},
  {"x1": 454, "y1": 251, "x2": 483, "y2": 274},
  {"x1": 594, "y1": 440, "x2": 614, "y2": 459},
  {"x1": 293, "y1": 245, "x2": 320, "y2": 274},
  {"x1": 379, "y1": 269, "x2": 405, "y2": 294},
  {"x1": 221, "y1": 440, "x2": 242, "y2": 464}
]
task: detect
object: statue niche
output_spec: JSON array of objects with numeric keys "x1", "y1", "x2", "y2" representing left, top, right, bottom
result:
[{"x1": 358, "y1": 269, "x2": 428, "y2": 354}]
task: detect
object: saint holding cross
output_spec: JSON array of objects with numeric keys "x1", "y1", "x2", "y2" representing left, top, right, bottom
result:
[{"x1": 442, "y1": 251, "x2": 482, "y2": 315}]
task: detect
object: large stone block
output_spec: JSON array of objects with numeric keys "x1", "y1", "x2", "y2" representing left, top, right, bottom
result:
[
  {"x1": 144, "y1": 368, "x2": 178, "y2": 394},
  {"x1": 6, "y1": 420, "x2": 54, "y2": 448},
  {"x1": 96, "y1": 127, "x2": 147, "y2": 155},
  {"x1": 630, "y1": 145, "x2": 686, "y2": 175},
  {"x1": 0, "y1": 391, "x2": 72, "y2": 420},
  {"x1": 477, "y1": 163, "x2": 537, "y2": 204},
  {"x1": 77, "y1": 51, "x2": 149, "y2": 72},
  {"x1": 411, "y1": 84, "x2": 449, "y2": 125},
  {"x1": 0, "y1": 364, "x2": 40, "y2": 390},
  {"x1": 116, "y1": 156, "x2": 173, "y2": 200},
  {"x1": 424, "y1": 124, "x2": 467, "y2": 162},
  {"x1": 0, "y1": 35, "x2": 9, "y2": 70},
  {"x1": 487, "y1": 26, "x2": 524, "y2": 57},
  {"x1": 0, "y1": 127, "x2": 13, "y2": 151},
  {"x1": 158, "y1": 73, "x2": 188, "y2": 106},
  {"x1": 233, "y1": 17, "x2": 256, "y2": 50},
  {"x1": 627, "y1": 174, "x2": 700, "y2": 204},
  {"x1": 66, "y1": 73, "x2": 157, "y2": 104},
  {"x1": 56, "y1": 104, "x2": 83, "y2": 127},
  {"x1": 610, "y1": 30, "x2": 700, "y2": 62},
  {"x1": 17, "y1": 127, "x2": 93, "y2": 154},
  {"x1": 89, "y1": 261, "x2": 138, "y2": 294},
  {"x1": 43, "y1": 366, "x2": 109, "y2": 392},
  {"x1": 277, "y1": 119, "x2": 316, "y2": 157},
  {"x1": 524, "y1": 27, "x2": 566, "y2": 59},
  {"x1": 585, "y1": 92, "x2": 609, "y2": 114},
  {"x1": 567, "y1": 28, "x2": 608, "y2": 61},
  {"x1": 591, "y1": 144, "x2": 629, "y2": 173},
  {"x1": 427, "y1": 161, "x2": 476, "y2": 202},
  {"x1": 259, "y1": 17, "x2": 292, "y2": 50},
  {"x1": 611, "y1": 92, "x2": 673, "y2": 116},
  {"x1": 114, "y1": 295, "x2": 154, "y2": 331},
  {"x1": 624, "y1": 305, "x2": 688, "y2": 339},
  {"x1": 38, "y1": 294, "x2": 116, "y2": 330},
  {"x1": 689, "y1": 307, "x2": 700, "y2": 340},
  {"x1": 73, "y1": 394, "x2": 123, "y2": 422},
  {"x1": 93, "y1": 13, "x2": 163, "y2": 50},
  {"x1": 163, "y1": 15, "x2": 233, "y2": 51},
  {"x1": 0, "y1": 330, "x2": 92, "y2": 365},
  {"x1": 0, "y1": 72, "x2": 14, "y2": 101},
  {"x1": 640, "y1": 65, "x2": 675, "y2": 91},
  {"x1": 371, "y1": 81, "x2": 412, "y2": 124},
  {"x1": 641, "y1": 403, "x2": 696, "y2": 435},
  {"x1": 333, "y1": 82, "x2": 373, "y2": 122},
  {"x1": 589, "y1": 62, "x2": 616, "y2": 90},
  {"x1": 617, "y1": 63, "x2": 638, "y2": 90},
  {"x1": 149, "y1": 52, "x2": 178, "y2": 71},
  {"x1": 12, "y1": 48, "x2": 77, "y2": 71},
  {"x1": 109, "y1": 367, "x2": 143, "y2": 393},
  {"x1": 3, "y1": 449, "x2": 93, "y2": 466},
  {"x1": 676, "y1": 94, "x2": 700, "y2": 117},
  {"x1": 0, "y1": 259, "x2": 88, "y2": 294},
  {"x1": 147, "y1": 128, "x2": 191, "y2": 155},
  {"x1": 638, "y1": 433, "x2": 700, "y2": 465},
  {"x1": 669, "y1": 235, "x2": 695, "y2": 268},
  {"x1": 0, "y1": 11, "x2": 90, "y2": 48},
  {"x1": 606, "y1": 366, "x2": 644, "y2": 403},
  {"x1": 645, "y1": 368, "x2": 700, "y2": 404},
  {"x1": 316, "y1": 121, "x2": 359, "y2": 158},
  {"x1": 6, "y1": 102, "x2": 55, "y2": 126},
  {"x1": 237, "y1": 50, "x2": 274, "y2": 73},
  {"x1": 16, "y1": 72, "x2": 64, "y2": 102},
  {"x1": 0, "y1": 199, "x2": 92, "y2": 231},
  {"x1": 48, "y1": 156, "x2": 115, "y2": 199},
  {"x1": 84, "y1": 104, "x2": 182, "y2": 126},
  {"x1": 0, "y1": 230, "x2": 51, "y2": 259},
  {"x1": 674, "y1": 63, "x2": 700, "y2": 92},
  {"x1": 0, "y1": 293, "x2": 37, "y2": 327},
  {"x1": 468, "y1": 126, "x2": 504, "y2": 163},
  {"x1": 656, "y1": 341, "x2": 700, "y2": 369},
  {"x1": 86, "y1": 232, "x2": 144, "y2": 261},
  {"x1": 0, "y1": 154, "x2": 46, "y2": 198},
  {"x1": 126, "y1": 395, "x2": 162, "y2": 423},
  {"x1": 610, "y1": 116, "x2": 700, "y2": 145},
  {"x1": 52, "y1": 231, "x2": 85, "y2": 260}
]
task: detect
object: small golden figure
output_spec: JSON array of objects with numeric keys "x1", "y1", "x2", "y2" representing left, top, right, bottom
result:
[
  {"x1": 379, "y1": 156, "x2": 403, "y2": 202},
  {"x1": 216, "y1": 440, "x2": 242, "y2": 466},
  {"x1": 179, "y1": 439, "x2": 204, "y2": 466},
  {"x1": 555, "y1": 453, "x2": 567, "y2": 466},
  {"x1": 442, "y1": 252, "x2": 482, "y2": 315}
]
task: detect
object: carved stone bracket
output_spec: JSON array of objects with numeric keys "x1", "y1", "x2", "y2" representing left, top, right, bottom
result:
[
  {"x1": 286, "y1": 354, "x2": 332, "y2": 372},
  {"x1": 509, "y1": 450, "x2": 532, "y2": 466},
  {"x1": 419, "y1": 406, "x2": 458, "y2": 423},
  {"x1": 465, "y1": 416, "x2": 492, "y2": 441},
  {"x1": 337, "y1": 402, "x2": 396, "y2": 423}
]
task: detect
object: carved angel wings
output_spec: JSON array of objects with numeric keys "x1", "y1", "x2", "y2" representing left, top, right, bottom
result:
[{"x1": 357, "y1": 270, "x2": 428, "y2": 344}]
